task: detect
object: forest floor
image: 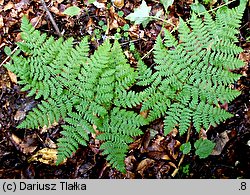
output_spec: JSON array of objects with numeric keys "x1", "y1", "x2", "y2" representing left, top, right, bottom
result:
[{"x1": 0, "y1": 0, "x2": 250, "y2": 179}]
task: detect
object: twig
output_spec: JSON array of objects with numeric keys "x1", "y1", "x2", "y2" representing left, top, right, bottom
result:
[
  {"x1": 0, "y1": 46, "x2": 19, "y2": 67},
  {"x1": 171, "y1": 124, "x2": 192, "y2": 178},
  {"x1": 40, "y1": 0, "x2": 62, "y2": 37}
]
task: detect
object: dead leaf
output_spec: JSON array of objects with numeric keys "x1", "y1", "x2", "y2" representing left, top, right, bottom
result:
[
  {"x1": 161, "y1": 154, "x2": 171, "y2": 160},
  {"x1": 125, "y1": 155, "x2": 136, "y2": 171},
  {"x1": 4, "y1": 1, "x2": 14, "y2": 11},
  {"x1": 12, "y1": 134, "x2": 22, "y2": 145},
  {"x1": 50, "y1": 6, "x2": 60, "y2": 15},
  {"x1": 136, "y1": 158, "x2": 155, "y2": 176},
  {"x1": 20, "y1": 144, "x2": 37, "y2": 154},
  {"x1": 15, "y1": 0, "x2": 29, "y2": 11},
  {"x1": 168, "y1": 161, "x2": 177, "y2": 169},
  {"x1": 126, "y1": 171, "x2": 136, "y2": 179},
  {"x1": 211, "y1": 131, "x2": 229, "y2": 155},
  {"x1": 28, "y1": 148, "x2": 59, "y2": 165},
  {"x1": 14, "y1": 110, "x2": 26, "y2": 121},
  {"x1": 171, "y1": 128, "x2": 178, "y2": 137},
  {"x1": 45, "y1": 138, "x2": 57, "y2": 149},
  {"x1": 7, "y1": 70, "x2": 17, "y2": 83},
  {"x1": 0, "y1": 15, "x2": 3, "y2": 28},
  {"x1": 112, "y1": 0, "x2": 124, "y2": 9}
]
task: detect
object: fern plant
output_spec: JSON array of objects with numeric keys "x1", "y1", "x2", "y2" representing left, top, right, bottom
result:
[
  {"x1": 4, "y1": 16, "x2": 146, "y2": 173},
  {"x1": 127, "y1": 0, "x2": 247, "y2": 137},
  {"x1": 4, "y1": 0, "x2": 247, "y2": 173}
]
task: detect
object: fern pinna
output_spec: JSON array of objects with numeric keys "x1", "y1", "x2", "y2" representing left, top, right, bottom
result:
[
  {"x1": 4, "y1": 16, "x2": 145, "y2": 173},
  {"x1": 132, "y1": 0, "x2": 246, "y2": 136}
]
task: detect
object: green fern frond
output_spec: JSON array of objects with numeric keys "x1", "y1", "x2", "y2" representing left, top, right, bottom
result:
[{"x1": 137, "y1": 1, "x2": 246, "y2": 136}]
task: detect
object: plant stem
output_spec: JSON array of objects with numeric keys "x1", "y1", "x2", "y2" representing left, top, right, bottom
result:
[
  {"x1": 171, "y1": 124, "x2": 192, "y2": 178},
  {"x1": 40, "y1": 0, "x2": 62, "y2": 37}
]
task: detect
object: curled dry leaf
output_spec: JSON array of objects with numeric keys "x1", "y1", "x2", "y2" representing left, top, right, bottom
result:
[
  {"x1": 28, "y1": 148, "x2": 59, "y2": 165},
  {"x1": 11, "y1": 133, "x2": 22, "y2": 145},
  {"x1": 125, "y1": 155, "x2": 136, "y2": 171},
  {"x1": 7, "y1": 70, "x2": 17, "y2": 83},
  {"x1": 0, "y1": 15, "x2": 3, "y2": 28},
  {"x1": 12, "y1": 133, "x2": 38, "y2": 154},
  {"x1": 14, "y1": 110, "x2": 26, "y2": 121},
  {"x1": 4, "y1": 1, "x2": 14, "y2": 11},
  {"x1": 45, "y1": 137, "x2": 57, "y2": 149},
  {"x1": 112, "y1": 0, "x2": 124, "y2": 9},
  {"x1": 211, "y1": 131, "x2": 229, "y2": 155},
  {"x1": 147, "y1": 151, "x2": 171, "y2": 161},
  {"x1": 136, "y1": 158, "x2": 155, "y2": 176}
]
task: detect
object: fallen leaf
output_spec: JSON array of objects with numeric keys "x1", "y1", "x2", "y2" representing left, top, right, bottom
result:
[
  {"x1": 63, "y1": 6, "x2": 81, "y2": 17},
  {"x1": 15, "y1": 0, "x2": 29, "y2": 11},
  {"x1": 125, "y1": 0, "x2": 151, "y2": 27},
  {"x1": 28, "y1": 148, "x2": 59, "y2": 165},
  {"x1": 0, "y1": 15, "x2": 3, "y2": 28},
  {"x1": 50, "y1": 6, "x2": 60, "y2": 15},
  {"x1": 14, "y1": 110, "x2": 26, "y2": 121},
  {"x1": 160, "y1": 0, "x2": 174, "y2": 12},
  {"x1": 136, "y1": 158, "x2": 155, "y2": 176},
  {"x1": 168, "y1": 161, "x2": 177, "y2": 169},
  {"x1": 11, "y1": 134, "x2": 22, "y2": 145},
  {"x1": 45, "y1": 138, "x2": 57, "y2": 149},
  {"x1": 125, "y1": 155, "x2": 136, "y2": 171},
  {"x1": 93, "y1": 1, "x2": 106, "y2": 9},
  {"x1": 4, "y1": 1, "x2": 14, "y2": 11},
  {"x1": 211, "y1": 131, "x2": 229, "y2": 155},
  {"x1": 7, "y1": 70, "x2": 17, "y2": 83}
]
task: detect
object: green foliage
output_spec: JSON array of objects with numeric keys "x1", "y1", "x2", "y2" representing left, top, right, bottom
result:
[
  {"x1": 125, "y1": 0, "x2": 151, "y2": 27},
  {"x1": 5, "y1": 16, "x2": 145, "y2": 173},
  {"x1": 160, "y1": 0, "x2": 174, "y2": 12},
  {"x1": 134, "y1": 0, "x2": 246, "y2": 138},
  {"x1": 194, "y1": 139, "x2": 216, "y2": 158},
  {"x1": 180, "y1": 142, "x2": 191, "y2": 154},
  {"x1": 63, "y1": 6, "x2": 81, "y2": 17},
  {"x1": 4, "y1": 0, "x2": 247, "y2": 173}
]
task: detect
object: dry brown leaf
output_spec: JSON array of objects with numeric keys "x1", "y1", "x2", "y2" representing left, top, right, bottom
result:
[
  {"x1": 7, "y1": 70, "x2": 17, "y2": 83},
  {"x1": 14, "y1": 110, "x2": 26, "y2": 121},
  {"x1": 136, "y1": 158, "x2": 155, "y2": 176},
  {"x1": 15, "y1": 0, "x2": 29, "y2": 11},
  {"x1": 0, "y1": 15, "x2": 3, "y2": 28},
  {"x1": 15, "y1": 32, "x2": 22, "y2": 42},
  {"x1": 20, "y1": 144, "x2": 37, "y2": 154},
  {"x1": 171, "y1": 128, "x2": 178, "y2": 137},
  {"x1": 125, "y1": 155, "x2": 136, "y2": 171},
  {"x1": 168, "y1": 161, "x2": 177, "y2": 169},
  {"x1": 161, "y1": 154, "x2": 171, "y2": 160},
  {"x1": 126, "y1": 171, "x2": 135, "y2": 179},
  {"x1": 45, "y1": 138, "x2": 57, "y2": 149},
  {"x1": 211, "y1": 131, "x2": 229, "y2": 155},
  {"x1": 11, "y1": 134, "x2": 22, "y2": 145},
  {"x1": 112, "y1": 0, "x2": 124, "y2": 9},
  {"x1": 28, "y1": 148, "x2": 59, "y2": 165},
  {"x1": 50, "y1": 6, "x2": 60, "y2": 14},
  {"x1": 4, "y1": 1, "x2": 14, "y2": 11}
]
